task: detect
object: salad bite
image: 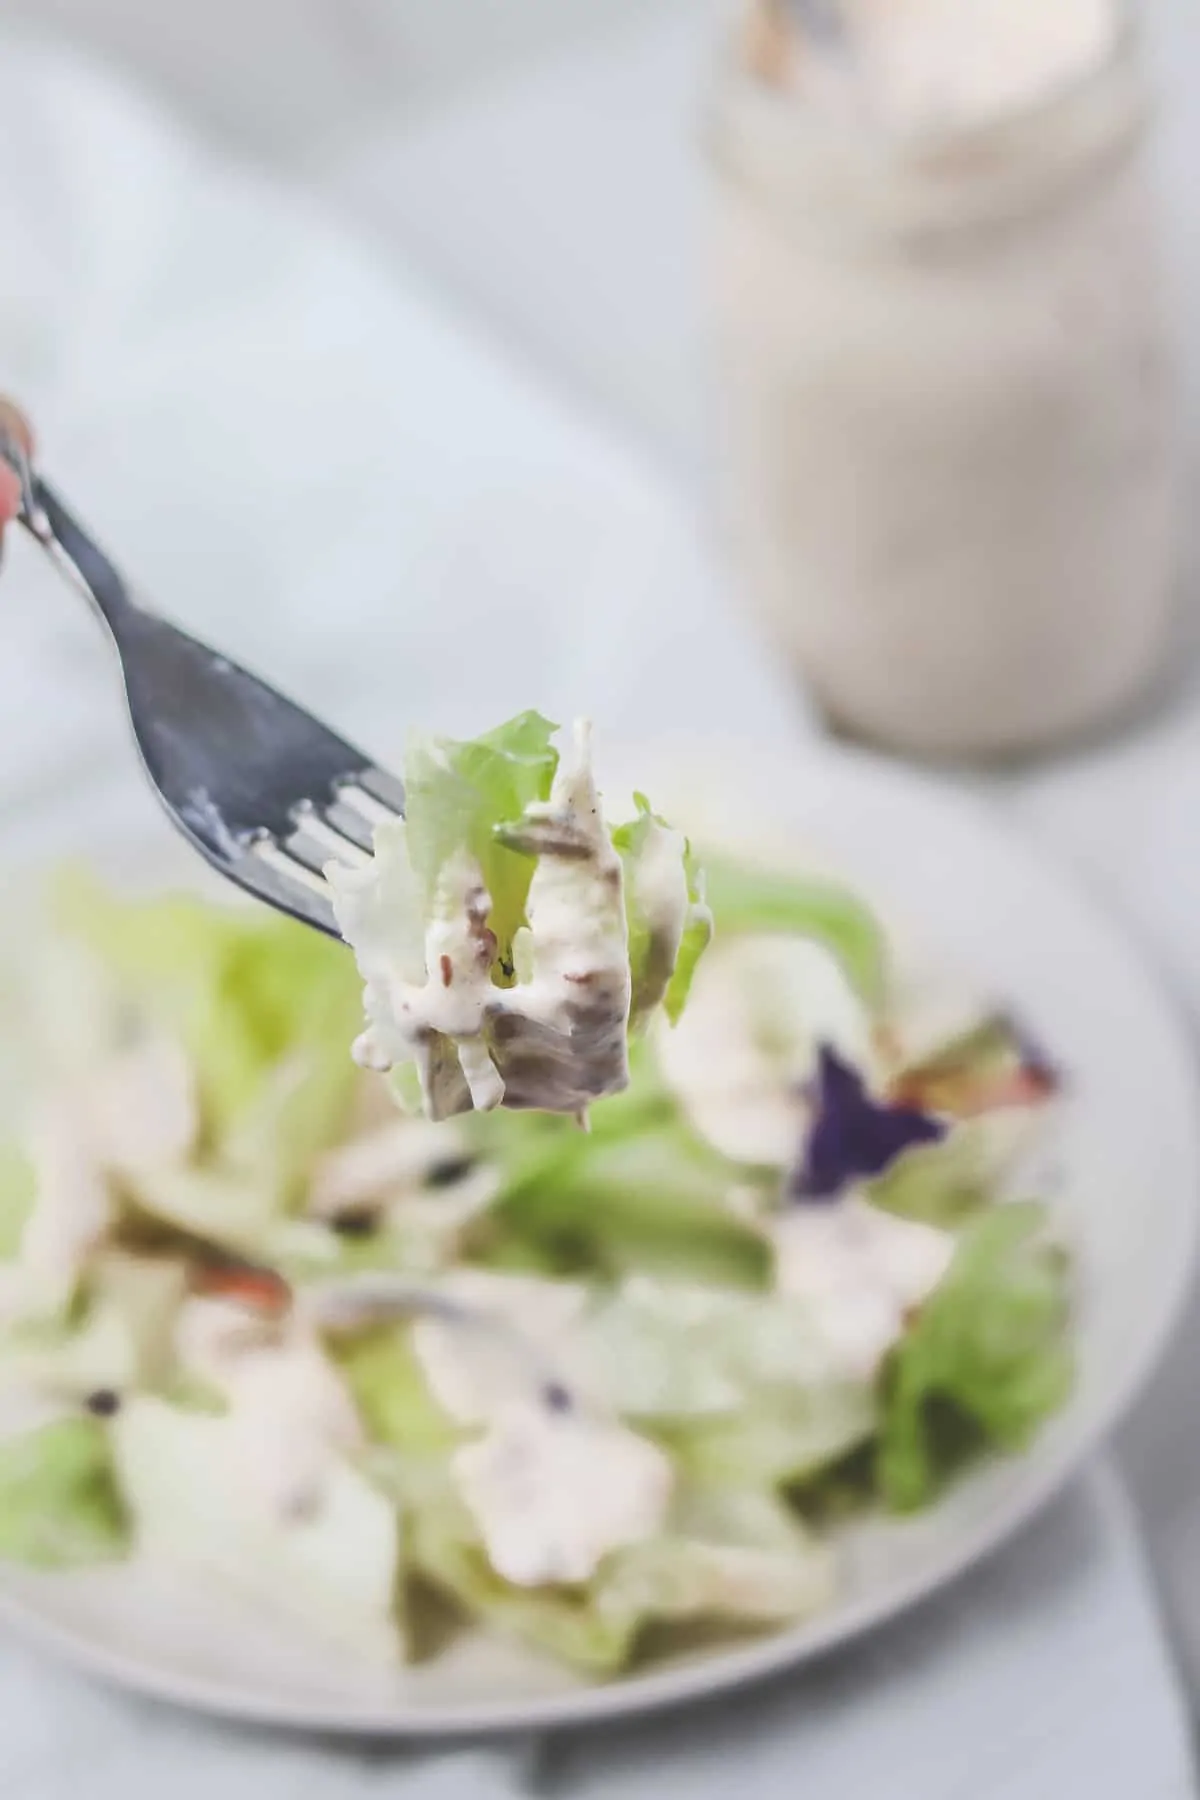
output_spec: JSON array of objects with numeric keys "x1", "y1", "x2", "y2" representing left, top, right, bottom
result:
[
  {"x1": 327, "y1": 714, "x2": 711, "y2": 1124},
  {"x1": 0, "y1": 716, "x2": 1073, "y2": 1674}
]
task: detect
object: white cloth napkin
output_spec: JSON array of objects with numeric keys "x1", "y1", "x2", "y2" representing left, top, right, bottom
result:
[{"x1": 0, "y1": 34, "x2": 1191, "y2": 1799}]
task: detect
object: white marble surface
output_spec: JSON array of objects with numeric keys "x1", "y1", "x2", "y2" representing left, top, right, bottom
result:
[{"x1": 0, "y1": 16, "x2": 1194, "y2": 1797}]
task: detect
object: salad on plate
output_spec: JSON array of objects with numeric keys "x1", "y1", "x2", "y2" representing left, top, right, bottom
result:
[{"x1": 0, "y1": 714, "x2": 1072, "y2": 1675}]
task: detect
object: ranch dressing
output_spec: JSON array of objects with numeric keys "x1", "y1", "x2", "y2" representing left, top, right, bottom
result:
[{"x1": 712, "y1": 1, "x2": 1180, "y2": 758}]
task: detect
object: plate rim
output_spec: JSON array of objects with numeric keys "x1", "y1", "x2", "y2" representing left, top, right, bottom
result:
[{"x1": 1, "y1": 738, "x2": 1196, "y2": 1737}]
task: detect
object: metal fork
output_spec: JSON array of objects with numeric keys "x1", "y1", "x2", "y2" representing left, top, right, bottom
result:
[{"x1": 0, "y1": 436, "x2": 398, "y2": 936}]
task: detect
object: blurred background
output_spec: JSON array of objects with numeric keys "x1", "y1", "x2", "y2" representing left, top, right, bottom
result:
[{"x1": 2, "y1": 0, "x2": 1200, "y2": 1788}]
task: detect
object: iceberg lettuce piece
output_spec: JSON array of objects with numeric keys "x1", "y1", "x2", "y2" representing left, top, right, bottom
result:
[
  {"x1": 409, "y1": 1472, "x2": 832, "y2": 1672},
  {"x1": 405, "y1": 710, "x2": 559, "y2": 980},
  {"x1": 600, "y1": 1484, "x2": 835, "y2": 1627},
  {"x1": 0, "y1": 1416, "x2": 127, "y2": 1568},
  {"x1": 878, "y1": 1203, "x2": 1073, "y2": 1510},
  {"x1": 702, "y1": 856, "x2": 888, "y2": 1011},
  {"x1": 613, "y1": 794, "x2": 712, "y2": 1030},
  {"x1": 867, "y1": 1108, "x2": 1051, "y2": 1228},
  {"x1": 486, "y1": 1118, "x2": 770, "y2": 1286},
  {"x1": 54, "y1": 870, "x2": 361, "y2": 1181},
  {"x1": 112, "y1": 1397, "x2": 403, "y2": 1661},
  {"x1": 0, "y1": 1143, "x2": 34, "y2": 1260}
]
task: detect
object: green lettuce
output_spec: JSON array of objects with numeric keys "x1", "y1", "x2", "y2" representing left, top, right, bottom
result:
[
  {"x1": 410, "y1": 1475, "x2": 832, "y2": 1673},
  {"x1": 484, "y1": 1115, "x2": 770, "y2": 1286},
  {"x1": 614, "y1": 795, "x2": 713, "y2": 1029},
  {"x1": 665, "y1": 840, "x2": 713, "y2": 1026},
  {"x1": 54, "y1": 870, "x2": 360, "y2": 1185},
  {"x1": 702, "y1": 855, "x2": 887, "y2": 1011},
  {"x1": 878, "y1": 1203, "x2": 1073, "y2": 1511},
  {"x1": 0, "y1": 1416, "x2": 128, "y2": 1568},
  {"x1": 404, "y1": 711, "x2": 559, "y2": 981},
  {"x1": 867, "y1": 1110, "x2": 1046, "y2": 1229},
  {"x1": 0, "y1": 1143, "x2": 35, "y2": 1260}
]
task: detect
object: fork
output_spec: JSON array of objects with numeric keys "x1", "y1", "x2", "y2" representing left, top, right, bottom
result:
[{"x1": 0, "y1": 434, "x2": 399, "y2": 937}]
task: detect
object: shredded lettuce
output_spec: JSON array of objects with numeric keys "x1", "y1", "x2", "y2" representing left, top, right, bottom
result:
[{"x1": 878, "y1": 1204, "x2": 1073, "y2": 1511}]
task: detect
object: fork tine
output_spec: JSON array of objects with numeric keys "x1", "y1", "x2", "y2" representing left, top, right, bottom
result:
[
  {"x1": 234, "y1": 842, "x2": 341, "y2": 935},
  {"x1": 321, "y1": 798, "x2": 376, "y2": 855},
  {"x1": 354, "y1": 766, "x2": 406, "y2": 815},
  {"x1": 8, "y1": 469, "x2": 404, "y2": 942},
  {"x1": 286, "y1": 803, "x2": 372, "y2": 873}
]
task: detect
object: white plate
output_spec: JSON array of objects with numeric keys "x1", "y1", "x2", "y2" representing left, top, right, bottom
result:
[{"x1": 0, "y1": 739, "x2": 1195, "y2": 1737}]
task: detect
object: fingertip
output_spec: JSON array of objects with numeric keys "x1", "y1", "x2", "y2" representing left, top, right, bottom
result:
[{"x1": 0, "y1": 460, "x2": 21, "y2": 527}]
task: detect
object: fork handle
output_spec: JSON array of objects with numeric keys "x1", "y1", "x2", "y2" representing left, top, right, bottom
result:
[
  {"x1": 20, "y1": 478, "x2": 139, "y2": 636},
  {"x1": 0, "y1": 428, "x2": 137, "y2": 634}
]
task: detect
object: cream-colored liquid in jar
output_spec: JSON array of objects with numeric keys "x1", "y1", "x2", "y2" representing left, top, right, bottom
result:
[{"x1": 714, "y1": 2, "x2": 1180, "y2": 758}]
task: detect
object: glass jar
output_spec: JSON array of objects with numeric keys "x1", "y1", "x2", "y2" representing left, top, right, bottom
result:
[{"x1": 707, "y1": 12, "x2": 1181, "y2": 759}]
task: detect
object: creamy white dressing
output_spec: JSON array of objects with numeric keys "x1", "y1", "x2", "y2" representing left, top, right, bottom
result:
[
  {"x1": 453, "y1": 1399, "x2": 672, "y2": 1588},
  {"x1": 175, "y1": 1297, "x2": 362, "y2": 1521},
  {"x1": 411, "y1": 1270, "x2": 591, "y2": 1425},
  {"x1": 773, "y1": 1195, "x2": 954, "y2": 1379},
  {"x1": 310, "y1": 1118, "x2": 468, "y2": 1214}
]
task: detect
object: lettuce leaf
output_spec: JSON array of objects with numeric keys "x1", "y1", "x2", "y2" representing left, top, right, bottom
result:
[
  {"x1": 613, "y1": 795, "x2": 712, "y2": 1030},
  {"x1": 702, "y1": 855, "x2": 887, "y2": 1011},
  {"x1": 665, "y1": 840, "x2": 713, "y2": 1026},
  {"x1": 867, "y1": 1109, "x2": 1047, "y2": 1228},
  {"x1": 663, "y1": 1388, "x2": 878, "y2": 1490},
  {"x1": 0, "y1": 1143, "x2": 35, "y2": 1260},
  {"x1": 600, "y1": 1485, "x2": 834, "y2": 1627},
  {"x1": 410, "y1": 1483, "x2": 638, "y2": 1673},
  {"x1": 878, "y1": 1203, "x2": 1073, "y2": 1511},
  {"x1": 410, "y1": 1474, "x2": 832, "y2": 1672},
  {"x1": 486, "y1": 1119, "x2": 770, "y2": 1286},
  {"x1": 112, "y1": 1397, "x2": 403, "y2": 1660},
  {"x1": 54, "y1": 871, "x2": 360, "y2": 1172},
  {"x1": 332, "y1": 1326, "x2": 460, "y2": 1462},
  {"x1": 0, "y1": 1416, "x2": 128, "y2": 1567},
  {"x1": 404, "y1": 711, "x2": 559, "y2": 980}
]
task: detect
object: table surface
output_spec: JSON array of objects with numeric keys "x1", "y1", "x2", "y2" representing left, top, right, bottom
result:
[{"x1": 320, "y1": 0, "x2": 1200, "y2": 1705}]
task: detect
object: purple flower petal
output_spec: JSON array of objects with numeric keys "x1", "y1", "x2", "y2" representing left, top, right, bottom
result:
[{"x1": 789, "y1": 1045, "x2": 946, "y2": 1203}]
